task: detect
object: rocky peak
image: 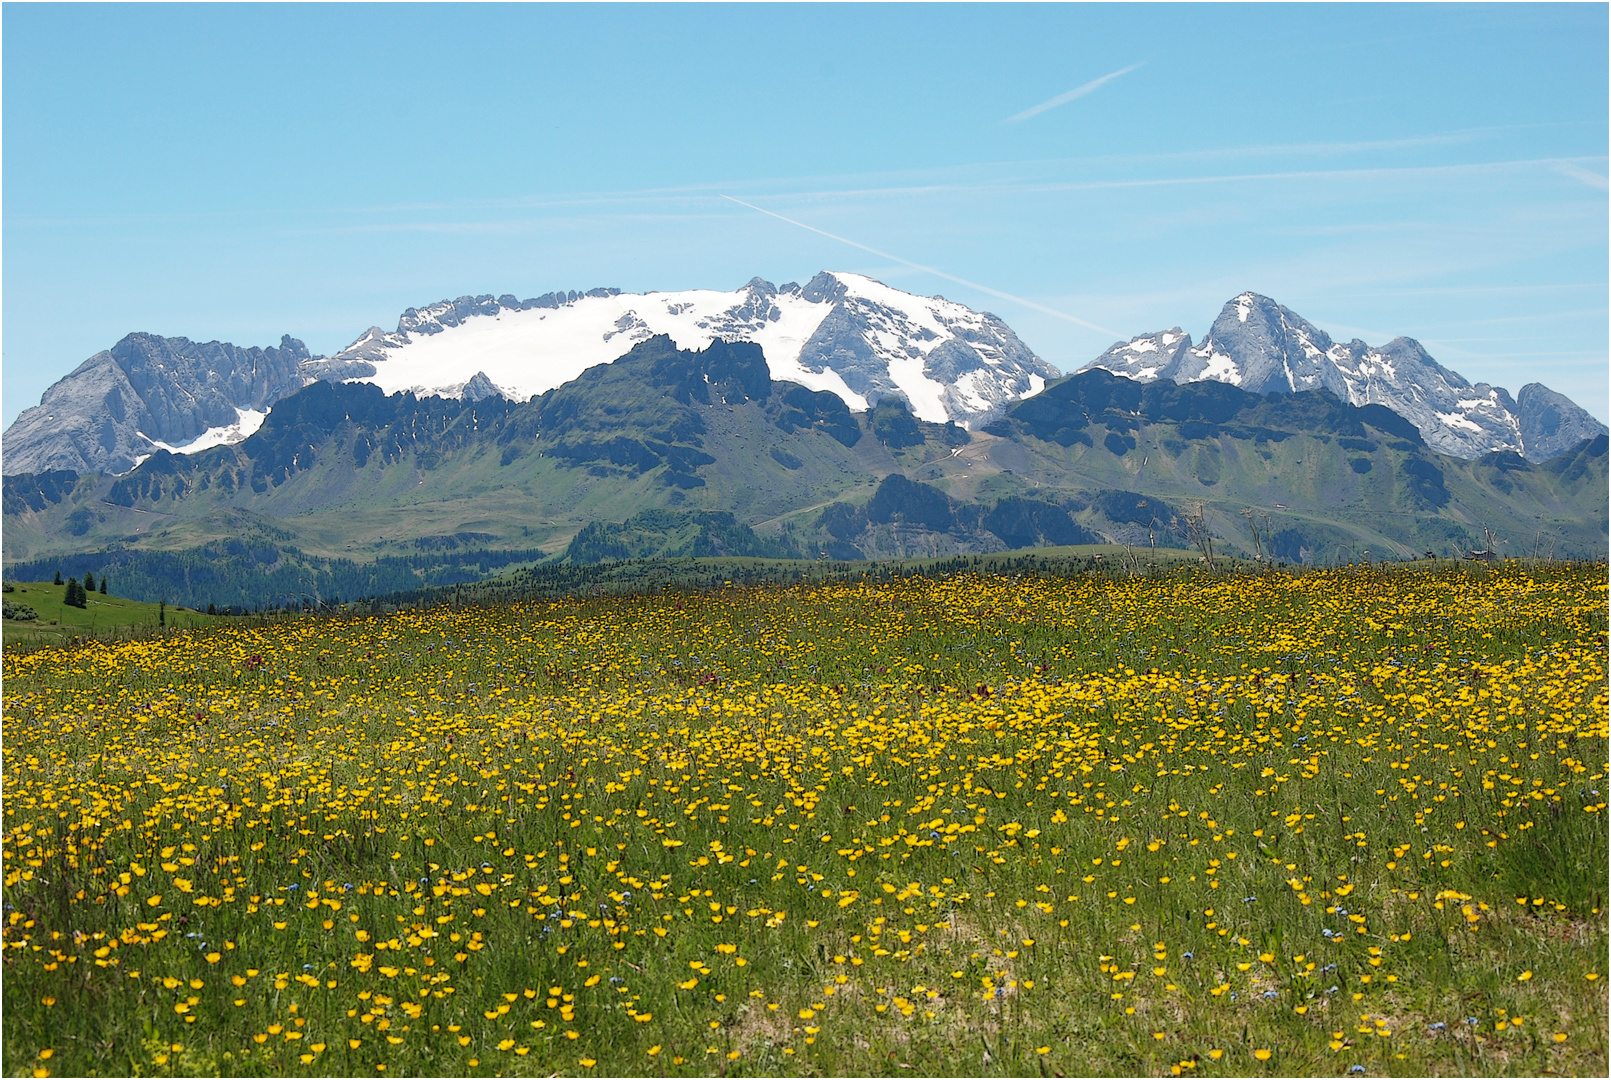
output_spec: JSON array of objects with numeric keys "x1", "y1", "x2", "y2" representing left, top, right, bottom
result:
[
  {"x1": 2, "y1": 332, "x2": 306, "y2": 476},
  {"x1": 1079, "y1": 292, "x2": 1605, "y2": 461}
]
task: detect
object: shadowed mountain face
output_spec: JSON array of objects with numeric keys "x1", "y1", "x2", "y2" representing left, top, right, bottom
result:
[
  {"x1": 1082, "y1": 292, "x2": 1607, "y2": 462},
  {"x1": 3, "y1": 333, "x2": 308, "y2": 476}
]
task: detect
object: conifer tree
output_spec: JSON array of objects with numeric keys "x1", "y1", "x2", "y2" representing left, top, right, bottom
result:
[{"x1": 83, "y1": 571, "x2": 95, "y2": 593}]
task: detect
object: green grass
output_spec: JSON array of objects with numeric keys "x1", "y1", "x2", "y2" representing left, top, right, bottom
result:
[
  {"x1": 2, "y1": 562, "x2": 1606, "y2": 1077},
  {"x1": 2, "y1": 581, "x2": 223, "y2": 651}
]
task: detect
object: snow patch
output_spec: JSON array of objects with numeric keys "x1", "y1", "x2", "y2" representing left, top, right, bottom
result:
[
  {"x1": 1202, "y1": 352, "x2": 1240, "y2": 384},
  {"x1": 886, "y1": 354, "x2": 950, "y2": 423},
  {"x1": 140, "y1": 408, "x2": 268, "y2": 455},
  {"x1": 1435, "y1": 411, "x2": 1485, "y2": 433}
]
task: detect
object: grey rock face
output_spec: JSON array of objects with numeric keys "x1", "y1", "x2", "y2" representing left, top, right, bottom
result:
[
  {"x1": 799, "y1": 271, "x2": 849, "y2": 305},
  {"x1": 1080, "y1": 292, "x2": 1606, "y2": 461},
  {"x1": 795, "y1": 304, "x2": 896, "y2": 399},
  {"x1": 459, "y1": 372, "x2": 506, "y2": 403},
  {"x1": 1515, "y1": 383, "x2": 1609, "y2": 462},
  {"x1": 1087, "y1": 329, "x2": 1194, "y2": 382},
  {"x1": 3, "y1": 333, "x2": 307, "y2": 476},
  {"x1": 790, "y1": 276, "x2": 1058, "y2": 423},
  {"x1": 712, "y1": 274, "x2": 1056, "y2": 424},
  {"x1": 1179, "y1": 295, "x2": 1351, "y2": 398}
]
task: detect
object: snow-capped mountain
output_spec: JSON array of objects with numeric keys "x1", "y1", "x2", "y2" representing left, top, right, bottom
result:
[
  {"x1": 1, "y1": 273, "x2": 1055, "y2": 477},
  {"x1": 1082, "y1": 292, "x2": 1606, "y2": 461},
  {"x1": 304, "y1": 271, "x2": 1057, "y2": 427}
]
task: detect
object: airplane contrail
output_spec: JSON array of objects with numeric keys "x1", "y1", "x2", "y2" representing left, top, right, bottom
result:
[
  {"x1": 1007, "y1": 62, "x2": 1144, "y2": 124},
  {"x1": 720, "y1": 194, "x2": 1120, "y2": 337}
]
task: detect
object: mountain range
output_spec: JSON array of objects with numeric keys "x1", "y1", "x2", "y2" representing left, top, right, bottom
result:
[
  {"x1": 3, "y1": 277, "x2": 1605, "y2": 608},
  {"x1": 1083, "y1": 292, "x2": 1605, "y2": 462},
  {"x1": 3, "y1": 271, "x2": 1054, "y2": 477}
]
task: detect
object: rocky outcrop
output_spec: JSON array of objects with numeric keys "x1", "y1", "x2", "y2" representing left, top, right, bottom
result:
[{"x1": 3, "y1": 333, "x2": 307, "y2": 475}]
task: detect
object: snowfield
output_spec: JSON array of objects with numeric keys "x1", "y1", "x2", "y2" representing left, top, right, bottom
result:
[{"x1": 319, "y1": 272, "x2": 1056, "y2": 427}]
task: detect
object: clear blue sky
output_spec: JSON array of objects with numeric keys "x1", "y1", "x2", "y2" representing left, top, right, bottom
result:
[{"x1": 4, "y1": 3, "x2": 1607, "y2": 427}]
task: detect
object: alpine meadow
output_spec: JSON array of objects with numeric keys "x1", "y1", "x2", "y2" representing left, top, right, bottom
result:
[
  {"x1": 3, "y1": 561, "x2": 1606, "y2": 1076},
  {"x1": 5, "y1": 5, "x2": 1608, "y2": 1078}
]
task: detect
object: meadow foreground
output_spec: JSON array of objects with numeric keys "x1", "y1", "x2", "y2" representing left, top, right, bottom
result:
[{"x1": 2, "y1": 563, "x2": 1606, "y2": 1076}]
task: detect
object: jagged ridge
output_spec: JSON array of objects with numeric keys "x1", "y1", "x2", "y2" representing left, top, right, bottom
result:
[{"x1": 1081, "y1": 292, "x2": 1606, "y2": 462}]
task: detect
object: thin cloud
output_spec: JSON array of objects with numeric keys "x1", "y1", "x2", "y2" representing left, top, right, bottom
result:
[
  {"x1": 1555, "y1": 162, "x2": 1609, "y2": 190},
  {"x1": 767, "y1": 156, "x2": 1609, "y2": 203},
  {"x1": 720, "y1": 195, "x2": 1121, "y2": 336},
  {"x1": 1007, "y1": 63, "x2": 1143, "y2": 124}
]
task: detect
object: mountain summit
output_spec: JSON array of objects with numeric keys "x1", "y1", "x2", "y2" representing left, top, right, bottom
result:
[
  {"x1": 307, "y1": 271, "x2": 1057, "y2": 428},
  {"x1": 2, "y1": 333, "x2": 307, "y2": 476},
  {"x1": 1081, "y1": 292, "x2": 1606, "y2": 462}
]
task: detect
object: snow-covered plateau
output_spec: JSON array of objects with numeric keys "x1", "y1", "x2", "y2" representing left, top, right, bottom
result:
[{"x1": 305, "y1": 271, "x2": 1059, "y2": 428}]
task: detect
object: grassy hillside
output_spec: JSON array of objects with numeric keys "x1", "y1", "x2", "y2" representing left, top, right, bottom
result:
[{"x1": 0, "y1": 580, "x2": 223, "y2": 650}]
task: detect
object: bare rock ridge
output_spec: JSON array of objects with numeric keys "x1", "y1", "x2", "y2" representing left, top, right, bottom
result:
[
  {"x1": 1082, "y1": 292, "x2": 1606, "y2": 462},
  {"x1": 3, "y1": 333, "x2": 307, "y2": 476}
]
